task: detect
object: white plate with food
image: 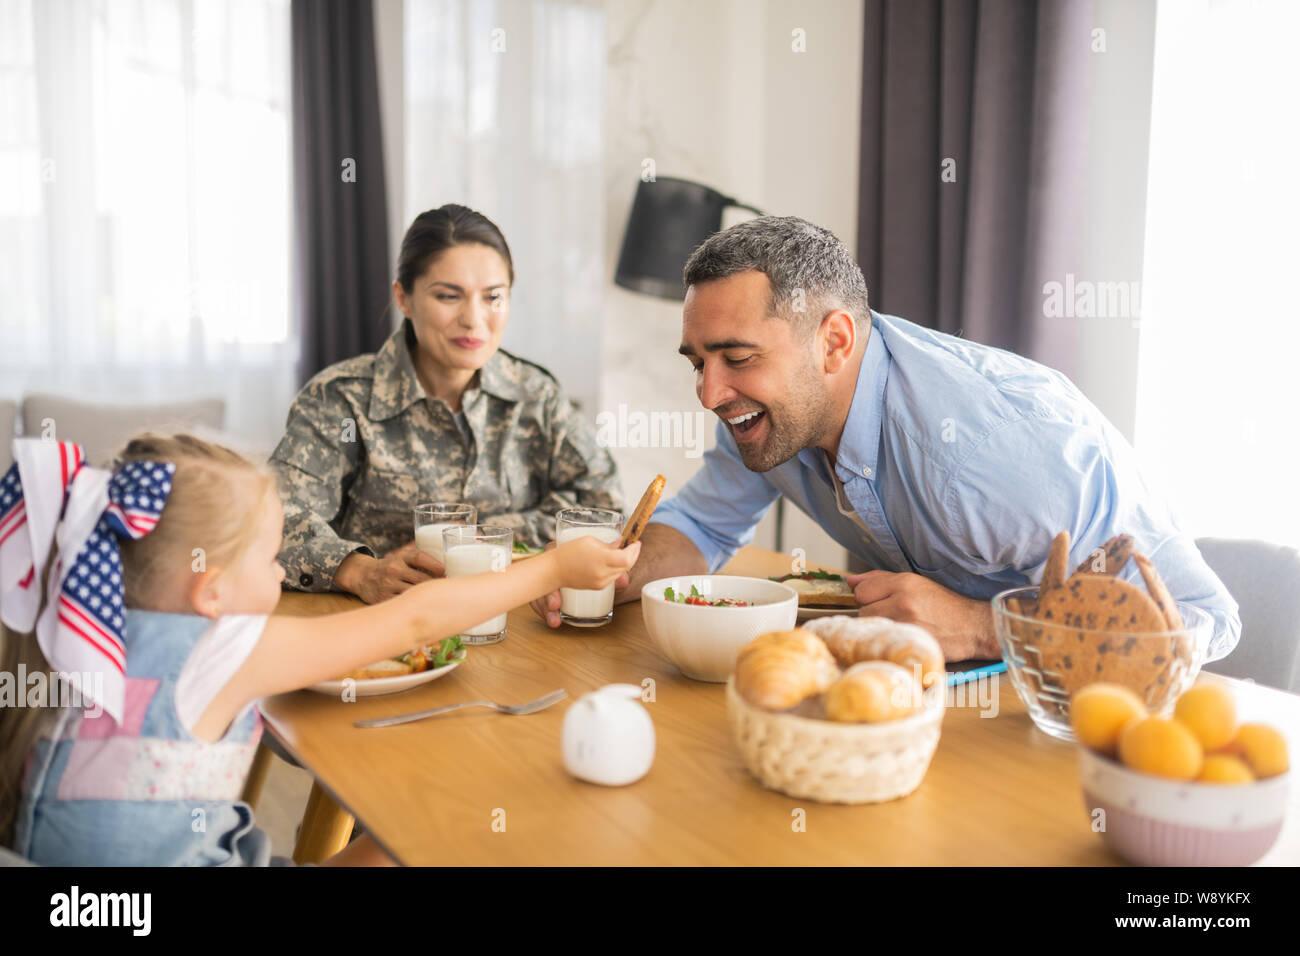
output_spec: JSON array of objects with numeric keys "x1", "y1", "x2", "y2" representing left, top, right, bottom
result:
[
  {"x1": 768, "y1": 570, "x2": 858, "y2": 621},
  {"x1": 308, "y1": 638, "x2": 467, "y2": 698}
]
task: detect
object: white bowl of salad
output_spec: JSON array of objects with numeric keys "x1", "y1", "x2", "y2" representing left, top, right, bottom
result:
[{"x1": 641, "y1": 575, "x2": 799, "y2": 682}]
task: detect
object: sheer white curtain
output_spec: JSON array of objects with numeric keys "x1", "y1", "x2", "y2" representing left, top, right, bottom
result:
[
  {"x1": 1135, "y1": 0, "x2": 1300, "y2": 547},
  {"x1": 403, "y1": 0, "x2": 605, "y2": 415},
  {"x1": 0, "y1": 0, "x2": 296, "y2": 451}
]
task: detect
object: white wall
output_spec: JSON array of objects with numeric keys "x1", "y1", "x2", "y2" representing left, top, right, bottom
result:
[
  {"x1": 601, "y1": 0, "x2": 863, "y2": 569},
  {"x1": 1075, "y1": 0, "x2": 1157, "y2": 442}
]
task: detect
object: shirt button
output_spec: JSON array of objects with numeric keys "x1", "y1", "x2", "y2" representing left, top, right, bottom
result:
[
  {"x1": 299, "y1": 573, "x2": 313, "y2": 587},
  {"x1": 862, "y1": 466, "x2": 873, "y2": 478}
]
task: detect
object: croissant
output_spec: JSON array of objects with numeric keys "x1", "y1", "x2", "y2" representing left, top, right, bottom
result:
[
  {"x1": 824, "y1": 660, "x2": 922, "y2": 723},
  {"x1": 734, "y1": 629, "x2": 840, "y2": 710},
  {"x1": 803, "y1": 616, "x2": 945, "y2": 687},
  {"x1": 802, "y1": 616, "x2": 894, "y2": 666}
]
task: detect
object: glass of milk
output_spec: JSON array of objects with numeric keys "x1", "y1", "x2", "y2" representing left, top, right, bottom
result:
[
  {"x1": 442, "y1": 525, "x2": 513, "y2": 644},
  {"x1": 556, "y1": 508, "x2": 624, "y2": 628},
  {"x1": 413, "y1": 502, "x2": 477, "y2": 570}
]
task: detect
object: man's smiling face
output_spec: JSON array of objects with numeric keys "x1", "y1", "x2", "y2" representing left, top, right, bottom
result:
[{"x1": 680, "y1": 270, "x2": 830, "y2": 472}]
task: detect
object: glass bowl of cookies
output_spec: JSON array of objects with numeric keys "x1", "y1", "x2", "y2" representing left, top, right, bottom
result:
[
  {"x1": 993, "y1": 531, "x2": 1215, "y2": 741},
  {"x1": 725, "y1": 617, "x2": 947, "y2": 804},
  {"x1": 994, "y1": 588, "x2": 1212, "y2": 741}
]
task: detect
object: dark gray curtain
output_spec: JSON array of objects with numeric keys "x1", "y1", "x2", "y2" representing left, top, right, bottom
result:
[
  {"x1": 291, "y1": 0, "x2": 391, "y2": 384},
  {"x1": 857, "y1": 0, "x2": 1092, "y2": 375}
]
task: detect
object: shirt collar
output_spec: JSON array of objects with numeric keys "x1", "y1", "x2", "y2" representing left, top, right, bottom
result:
[
  {"x1": 368, "y1": 319, "x2": 524, "y2": 421},
  {"x1": 797, "y1": 311, "x2": 890, "y2": 483},
  {"x1": 368, "y1": 319, "x2": 425, "y2": 421},
  {"x1": 474, "y1": 348, "x2": 526, "y2": 403}
]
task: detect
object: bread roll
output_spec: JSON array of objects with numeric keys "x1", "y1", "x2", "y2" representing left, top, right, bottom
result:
[
  {"x1": 801, "y1": 615, "x2": 894, "y2": 664},
  {"x1": 734, "y1": 629, "x2": 841, "y2": 710},
  {"x1": 341, "y1": 658, "x2": 413, "y2": 681},
  {"x1": 877, "y1": 626, "x2": 945, "y2": 689},
  {"x1": 802, "y1": 616, "x2": 944, "y2": 687},
  {"x1": 824, "y1": 660, "x2": 922, "y2": 723}
]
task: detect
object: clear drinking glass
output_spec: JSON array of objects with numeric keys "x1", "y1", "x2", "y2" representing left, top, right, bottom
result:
[
  {"x1": 555, "y1": 507, "x2": 624, "y2": 627},
  {"x1": 442, "y1": 525, "x2": 513, "y2": 645},
  {"x1": 413, "y1": 502, "x2": 476, "y2": 567}
]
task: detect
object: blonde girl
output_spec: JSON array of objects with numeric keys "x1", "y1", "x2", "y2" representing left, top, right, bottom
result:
[{"x1": 0, "y1": 434, "x2": 637, "y2": 866}]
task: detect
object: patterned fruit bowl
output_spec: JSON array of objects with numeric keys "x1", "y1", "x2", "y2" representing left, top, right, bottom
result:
[{"x1": 1078, "y1": 747, "x2": 1289, "y2": 866}]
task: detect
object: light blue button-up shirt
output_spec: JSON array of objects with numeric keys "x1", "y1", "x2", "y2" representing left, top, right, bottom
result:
[{"x1": 652, "y1": 311, "x2": 1240, "y2": 661}]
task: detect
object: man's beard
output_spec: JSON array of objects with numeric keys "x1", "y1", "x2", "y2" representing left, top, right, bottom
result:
[{"x1": 732, "y1": 369, "x2": 827, "y2": 473}]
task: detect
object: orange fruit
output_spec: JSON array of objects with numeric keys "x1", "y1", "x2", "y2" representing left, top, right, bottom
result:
[
  {"x1": 1070, "y1": 683, "x2": 1148, "y2": 755},
  {"x1": 1197, "y1": 754, "x2": 1255, "y2": 785},
  {"x1": 1220, "y1": 724, "x2": 1289, "y2": 778},
  {"x1": 1118, "y1": 717, "x2": 1203, "y2": 780},
  {"x1": 1173, "y1": 683, "x2": 1237, "y2": 750}
]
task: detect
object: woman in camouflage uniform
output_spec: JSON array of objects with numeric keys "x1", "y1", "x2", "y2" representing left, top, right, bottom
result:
[{"x1": 271, "y1": 205, "x2": 623, "y2": 605}]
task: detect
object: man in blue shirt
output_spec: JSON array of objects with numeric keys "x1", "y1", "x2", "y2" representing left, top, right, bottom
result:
[{"x1": 533, "y1": 217, "x2": 1239, "y2": 662}]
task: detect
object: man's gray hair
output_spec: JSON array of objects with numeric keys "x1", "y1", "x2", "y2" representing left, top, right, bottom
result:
[{"x1": 682, "y1": 216, "x2": 869, "y2": 328}]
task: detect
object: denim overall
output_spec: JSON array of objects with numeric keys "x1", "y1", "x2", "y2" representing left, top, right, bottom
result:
[{"x1": 14, "y1": 609, "x2": 269, "y2": 866}]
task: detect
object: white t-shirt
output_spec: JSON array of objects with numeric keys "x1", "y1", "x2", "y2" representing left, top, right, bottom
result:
[{"x1": 174, "y1": 614, "x2": 269, "y2": 735}]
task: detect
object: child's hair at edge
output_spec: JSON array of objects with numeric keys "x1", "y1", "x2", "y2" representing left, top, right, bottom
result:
[{"x1": 0, "y1": 433, "x2": 275, "y2": 848}]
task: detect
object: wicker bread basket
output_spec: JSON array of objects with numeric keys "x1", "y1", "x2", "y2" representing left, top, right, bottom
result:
[{"x1": 726, "y1": 676, "x2": 945, "y2": 804}]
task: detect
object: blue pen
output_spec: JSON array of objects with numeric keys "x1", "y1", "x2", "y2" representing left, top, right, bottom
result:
[{"x1": 946, "y1": 661, "x2": 1008, "y2": 686}]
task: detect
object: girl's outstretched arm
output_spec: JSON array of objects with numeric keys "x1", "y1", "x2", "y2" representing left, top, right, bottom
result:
[{"x1": 191, "y1": 538, "x2": 639, "y2": 739}]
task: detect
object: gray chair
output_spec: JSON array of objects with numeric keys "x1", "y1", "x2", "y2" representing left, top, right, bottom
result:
[
  {"x1": 1198, "y1": 537, "x2": 1300, "y2": 694},
  {"x1": 0, "y1": 398, "x2": 16, "y2": 473},
  {"x1": 20, "y1": 394, "x2": 226, "y2": 467}
]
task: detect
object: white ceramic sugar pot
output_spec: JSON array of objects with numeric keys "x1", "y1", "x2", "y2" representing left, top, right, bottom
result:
[{"x1": 561, "y1": 684, "x2": 655, "y2": 786}]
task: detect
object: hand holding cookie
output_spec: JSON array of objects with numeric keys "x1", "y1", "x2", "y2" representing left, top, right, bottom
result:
[{"x1": 619, "y1": 473, "x2": 666, "y2": 548}]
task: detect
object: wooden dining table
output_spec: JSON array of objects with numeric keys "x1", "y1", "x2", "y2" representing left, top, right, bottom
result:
[{"x1": 257, "y1": 546, "x2": 1300, "y2": 866}]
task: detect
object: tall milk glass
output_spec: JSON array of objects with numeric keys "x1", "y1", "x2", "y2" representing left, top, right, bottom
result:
[
  {"x1": 556, "y1": 507, "x2": 623, "y2": 628},
  {"x1": 414, "y1": 502, "x2": 476, "y2": 568},
  {"x1": 443, "y1": 525, "x2": 513, "y2": 644}
]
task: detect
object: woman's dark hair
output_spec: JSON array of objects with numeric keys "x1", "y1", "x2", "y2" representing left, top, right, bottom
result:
[{"x1": 395, "y1": 204, "x2": 514, "y2": 293}]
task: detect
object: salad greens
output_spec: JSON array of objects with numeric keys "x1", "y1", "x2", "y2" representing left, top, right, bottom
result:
[
  {"x1": 663, "y1": 585, "x2": 750, "y2": 607},
  {"x1": 431, "y1": 635, "x2": 466, "y2": 667},
  {"x1": 770, "y1": 569, "x2": 845, "y2": 583},
  {"x1": 663, "y1": 585, "x2": 700, "y2": 602}
]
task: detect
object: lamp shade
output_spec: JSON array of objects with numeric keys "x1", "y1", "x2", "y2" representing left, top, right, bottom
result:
[{"x1": 614, "y1": 177, "x2": 736, "y2": 300}]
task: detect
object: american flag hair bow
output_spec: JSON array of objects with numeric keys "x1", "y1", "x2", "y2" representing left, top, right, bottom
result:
[{"x1": 0, "y1": 439, "x2": 173, "y2": 724}]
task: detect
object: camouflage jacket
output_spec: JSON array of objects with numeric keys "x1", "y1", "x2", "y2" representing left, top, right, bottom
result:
[{"x1": 270, "y1": 320, "x2": 623, "y2": 591}]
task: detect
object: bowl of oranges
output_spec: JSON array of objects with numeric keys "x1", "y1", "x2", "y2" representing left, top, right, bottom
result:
[{"x1": 1072, "y1": 680, "x2": 1290, "y2": 866}]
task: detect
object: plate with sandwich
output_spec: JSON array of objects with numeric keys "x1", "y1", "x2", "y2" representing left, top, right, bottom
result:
[
  {"x1": 308, "y1": 636, "x2": 468, "y2": 698},
  {"x1": 768, "y1": 569, "x2": 859, "y2": 621}
]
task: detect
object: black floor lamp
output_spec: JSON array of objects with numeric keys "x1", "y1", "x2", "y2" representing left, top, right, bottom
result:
[{"x1": 613, "y1": 176, "x2": 786, "y2": 551}]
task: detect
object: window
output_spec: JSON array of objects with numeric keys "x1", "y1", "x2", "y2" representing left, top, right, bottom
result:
[
  {"x1": 1135, "y1": 0, "x2": 1300, "y2": 547},
  {"x1": 0, "y1": 0, "x2": 294, "y2": 446}
]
